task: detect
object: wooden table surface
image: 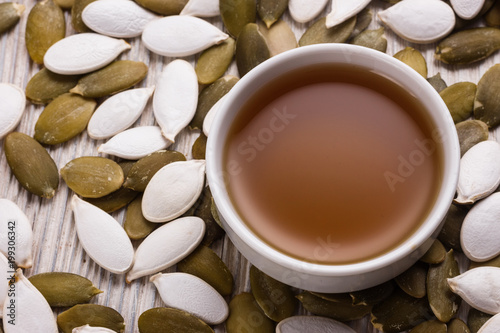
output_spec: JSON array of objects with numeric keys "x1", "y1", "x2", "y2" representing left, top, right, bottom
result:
[{"x1": 0, "y1": 0, "x2": 495, "y2": 332}]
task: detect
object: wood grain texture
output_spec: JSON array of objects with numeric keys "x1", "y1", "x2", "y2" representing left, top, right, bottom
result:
[{"x1": 0, "y1": 0, "x2": 493, "y2": 332}]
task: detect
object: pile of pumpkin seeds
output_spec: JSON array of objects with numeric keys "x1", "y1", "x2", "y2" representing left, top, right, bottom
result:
[{"x1": 4, "y1": 0, "x2": 500, "y2": 332}]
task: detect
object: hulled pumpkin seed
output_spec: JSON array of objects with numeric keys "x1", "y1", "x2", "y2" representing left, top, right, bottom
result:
[
  {"x1": 190, "y1": 75, "x2": 239, "y2": 129},
  {"x1": 485, "y1": 0, "x2": 500, "y2": 27},
  {"x1": 456, "y1": 120, "x2": 489, "y2": 157},
  {"x1": 393, "y1": 47, "x2": 427, "y2": 78},
  {"x1": 350, "y1": 281, "x2": 395, "y2": 306},
  {"x1": 138, "y1": 307, "x2": 214, "y2": 333},
  {"x1": 25, "y1": 68, "x2": 81, "y2": 104},
  {"x1": 0, "y1": 83, "x2": 25, "y2": 139},
  {"x1": 411, "y1": 320, "x2": 447, "y2": 333},
  {"x1": 177, "y1": 245, "x2": 234, "y2": 296},
  {"x1": 57, "y1": 304, "x2": 125, "y2": 333},
  {"x1": 83, "y1": 187, "x2": 137, "y2": 213},
  {"x1": 351, "y1": 27, "x2": 387, "y2": 52},
  {"x1": 124, "y1": 150, "x2": 186, "y2": 192},
  {"x1": 123, "y1": 195, "x2": 158, "y2": 240},
  {"x1": 134, "y1": 0, "x2": 187, "y2": 15},
  {"x1": 477, "y1": 313, "x2": 500, "y2": 333},
  {"x1": 28, "y1": 272, "x2": 102, "y2": 307},
  {"x1": 420, "y1": 239, "x2": 446, "y2": 264},
  {"x1": 276, "y1": 316, "x2": 356, "y2": 333},
  {"x1": 427, "y1": 73, "x2": 448, "y2": 93},
  {"x1": 448, "y1": 318, "x2": 471, "y2": 333},
  {"x1": 195, "y1": 38, "x2": 236, "y2": 85},
  {"x1": 54, "y1": 0, "x2": 73, "y2": 9},
  {"x1": 71, "y1": 0, "x2": 96, "y2": 32},
  {"x1": 211, "y1": 197, "x2": 222, "y2": 227},
  {"x1": 34, "y1": 93, "x2": 96, "y2": 145},
  {"x1": 350, "y1": 7, "x2": 372, "y2": 38},
  {"x1": 180, "y1": 0, "x2": 219, "y2": 17},
  {"x1": 70, "y1": 60, "x2": 147, "y2": 99},
  {"x1": 475, "y1": 64, "x2": 500, "y2": 128},
  {"x1": 257, "y1": 20, "x2": 297, "y2": 57},
  {"x1": 257, "y1": 0, "x2": 288, "y2": 28},
  {"x1": 72, "y1": 325, "x2": 116, "y2": 333},
  {"x1": 194, "y1": 186, "x2": 225, "y2": 246},
  {"x1": 151, "y1": 272, "x2": 229, "y2": 325},
  {"x1": 226, "y1": 293, "x2": 274, "y2": 333},
  {"x1": 298, "y1": 16, "x2": 356, "y2": 47},
  {"x1": 220, "y1": 0, "x2": 256, "y2": 37},
  {"x1": 470, "y1": 254, "x2": 500, "y2": 269},
  {"x1": 297, "y1": 292, "x2": 372, "y2": 321},
  {"x1": 288, "y1": 0, "x2": 328, "y2": 23},
  {"x1": 440, "y1": 82, "x2": 477, "y2": 124},
  {"x1": 326, "y1": 0, "x2": 371, "y2": 28},
  {"x1": 236, "y1": 23, "x2": 271, "y2": 77},
  {"x1": 250, "y1": 265, "x2": 296, "y2": 322},
  {"x1": 4, "y1": 132, "x2": 59, "y2": 198},
  {"x1": 192, "y1": 133, "x2": 207, "y2": 159},
  {"x1": 395, "y1": 261, "x2": 428, "y2": 299},
  {"x1": 126, "y1": 216, "x2": 205, "y2": 282},
  {"x1": 26, "y1": 0, "x2": 65, "y2": 64},
  {"x1": 371, "y1": 288, "x2": 433, "y2": 333},
  {"x1": 0, "y1": 3, "x2": 24, "y2": 35},
  {"x1": 469, "y1": 308, "x2": 493, "y2": 333},
  {"x1": 438, "y1": 204, "x2": 468, "y2": 252},
  {"x1": 308, "y1": 291, "x2": 352, "y2": 303},
  {"x1": 61, "y1": 156, "x2": 124, "y2": 198},
  {"x1": 435, "y1": 28, "x2": 500, "y2": 65}
]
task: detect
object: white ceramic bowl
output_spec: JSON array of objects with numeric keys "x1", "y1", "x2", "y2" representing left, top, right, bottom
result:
[{"x1": 206, "y1": 44, "x2": 460, "y2": 293}]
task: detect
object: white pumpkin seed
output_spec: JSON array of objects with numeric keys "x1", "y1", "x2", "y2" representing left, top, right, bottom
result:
[
  {"x1": 326, "y1": 0, "x2": 371, "y2": 28},
  {"x1": 3, "y1": 269, "x2": 58, "y2": 333},
  {"x1": 0, "y1": 253, "x2": 9, "y2": 318},
  {"x1": 150, "y1": 272, "x2": 229, "y2": 325},
  {"x1": 88, "y1": 87, "x2": 155, "y2": 140},
  {"x1": 461, "y1": 192, "x2": 500, "y2": 262},
  {"x1": 71, "y1": 195, "x2": 134, "y2": 274},
  {"x1": 203, "y1": 94, "x2": 226, "y2": 137},
  {"x1": 72, "y1": 325, "x2": 116, "y2": 333},
  {"x1": 142, "y1": 160, "x2": 206, "y2": 222},
  {"x1": 378, "y1": 0, "x2": 455, "y2": 43},
  {"x1": 0, "y1": 199, "x2": 34, "y2": 268},
  {"x1": 126, "y1": 216, "x2": 205, "y2": 282},
  {"x1": 180, "y1": 0, "x2": 220, "y2": 17},
  {"x1": 478, "y1": 312, "x2": 500, "y2": 333},
  {"x1": 142, "y1": 15, "x2": 228, "y2": 57},
  {"x1": 276, "y1": 316, "x2": 356, "y2": 333},
  {"x1": 153, "y1": 60, "x2": 198, "y2": 142},
  {"x1": 288, "y1": 0, "x2": 328, "y2": 23},
  {"x1": 455, "y1": 140, "x2": 500, "y2": 204},
  {"x1": 43, "y1": 33, "x2": 131, "y2": 75},
  {"x1": 450, "y1": 0, "x2": 485, "y2": 20},
  {"x1": 448, "y1": 267, "x2": 500, "y2": 314},
  {"x1": 0, "y1": 83, "x2": 25, "y2": 139},
  {"x1": 98, "y1": 126, "x2": 172, "y2": 159},
  {"x1": 82, "y1": 0, "x2": 159, "y2": 38}
]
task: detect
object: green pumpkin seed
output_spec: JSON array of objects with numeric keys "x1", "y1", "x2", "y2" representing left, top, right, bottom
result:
[
  {"x1": 195, "y1": 38, "x2": 235, "y2": 85},
  {"x1": 427, "y1": 73, "x2": 448, "y2": 93},
  {"x1": 350, "y1": 281, "x2": 395, "y2": 306},
  {"x1": 211, "y1": 197, "x2": 222, "y2": 227},
  {"x1": 309, "y1": 292, "x2": 352, "y2": 303},
  {"x1": 227, "y1": 293, "x2": 274, "y2": 333},
  {"x1": 393, "y1": 47, "x2": 427, "y2": 78},
  {"x1": 123, "y1": 150, "x2": 186, "y2": 192},
  {"x1": 26, "y1": 0, "x2": 65, "y2": 64},
  {"x1": 448, "y1": 318, "x2": 471, "y2": 333},
  {"x1": 70, "y1": 60, "x2": 148, "y2": 98},
  {"x1": 26, "y1": 68, "x2": 82, "y2": 104},
  {"x1": 190, "y1": 75, "x2": 239, "y2": 129},
  {"x1": 138, "y1": 307, "x2": 213, "y2": 333},
  {"x1": 427, "y1": 249, "x2": 460, "y2": 323},
  {"x1": 297, "y1": 292, "x2": 372, "y2": 321},
  {"x1": 220, "y1": 0, "x2": 256, "y2": 38},
  {"x1": 236, "y1": 23, "x2": 271, "y2": 77},
  {"x1": 371, "y1": 288, "x2": 433, "y2": 333},
  {"x1": 177, "y1": 245, "x2": 233, "y2": 296},
  {"x1": 438, "y1": 204, "x2": 469, "y2": 252},
  {"x1": 469, "y1": 253, "x2": 500, "y2": 269},
  {"x1": 411, "y1": 320, "x2": 447, "y2": 333},
  {"x1": 123, "y1": 195, "x2": 158, "y2": 240},
  {"x1": 4, "y1": 132, "x2": 59, "y2": 198},
  {"x1": 54, "y1": 0, "x2": 74, "y2": 9},
  {"x1": 60, "y1": 156, "x2": 124, "y2": 198},
  {"x1": 350, "y1": 7, "x2": 372, "y2": 38},
  {"x1": 192, "y1": 133, "x2": 207, "y2": 160},
  {"x1": 34, "y1": 93, "x2": 96, "y2": 145},
  {"x1": 257, "y1": 0, "x2": 288, "y2": 28},
  {"x1": 440, "y1": 82, "x2": 477, "y2": 124},
  {"x1": 71, "y1": 0, "x2": 96, "y2": 32},
  {"x1": 486, "y1": 0, "x2": 500, "y2": 27},
  {"x1": 351, "y1": 27, "x2": 387, "y2": 52},
  {"x1": 474, "y1": 64, "x2": 500, "y2": 128},
  {"x1": 395, "y1": 261, "x2": 428, "y2": 299},
  {"x1": 257, "y1": 20, "x2": 297, "y2": 57},
  {"x1": 250, "y1": 265, "x2": 296, "y2": 322},
  {"x1": 28, "y1": 272, "x2": 102, "y2": 307},
  {"x1": 456, "y1": 120, "x2": 489, "y2": 157},
  {"x1": 57, "y1": 304, "x2": 125, "y2": 333},
  {"x1": 0, "y1": 3, "x2": 24, "y2": 35},
  {"x1": 195, "y1": 186, "x2": 225, "y2": 245},
  {"x1": 299, "y1": 16, "x2": 356, "y2": 47},
  {"x1": 134, "y1": 0, "x2": 187, "y2": 15},
  {"x1": 468, "y1": 308, "x2": 492, "y2": 333},
  {"x1": 435, "y1": 27, "x2": 500, "y2": 65},
  {"x1": 420, "y1": 239, "x2": 446, "y2": 264}
]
